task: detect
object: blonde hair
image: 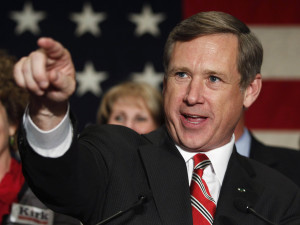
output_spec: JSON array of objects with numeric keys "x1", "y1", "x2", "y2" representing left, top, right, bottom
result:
[{"x1": 97, "y1": 82, "x2": 164, "y2": 126}]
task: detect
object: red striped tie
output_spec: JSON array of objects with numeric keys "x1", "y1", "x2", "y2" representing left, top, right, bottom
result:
[{"x1": 190, "y1": 154, "x2": 216, "y2": 225}]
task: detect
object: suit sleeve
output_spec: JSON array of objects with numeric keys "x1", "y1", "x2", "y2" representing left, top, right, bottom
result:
[{"x1": 18, "y1": 112, "x2": 110, "y2": 223}]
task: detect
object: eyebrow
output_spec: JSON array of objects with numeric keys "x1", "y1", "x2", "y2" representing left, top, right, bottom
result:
[
  {"x1": 167, "y1": 66, "x2": 190, "y2": 74},
  {"x1": 168, "y1": 67, "x2": 226, "y2": 77},
  {"x1": 202, "y1": 69, "x2": 226, "y2": 77}
]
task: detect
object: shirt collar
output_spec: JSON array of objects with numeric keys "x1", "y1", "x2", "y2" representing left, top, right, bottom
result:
[
  {"x1": 235, "y1": 127, "x2": 251, "y2": 157},
  {"x1": 177, "y1": 135, "x2": 235, "y2": 184}
]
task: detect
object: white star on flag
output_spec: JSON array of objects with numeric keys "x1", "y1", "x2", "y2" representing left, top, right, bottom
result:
[
  {"x1": 70, "y1": 2, "x2": 107, "y2": 37},
  {"x1": 131, "y1": 62, "x2": 164, "y2": 89},
  {"x1": 128, "y1": 4, "x2": 166, "y2": 37},
  {"x1": 76, "y1": 62, "x2": 108, "y2": 97},
  {"x1": 10, "y1": 2, "x2": 46, "y2": 35}
]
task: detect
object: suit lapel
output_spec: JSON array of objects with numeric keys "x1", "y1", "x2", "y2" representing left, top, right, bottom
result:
[
  {"x1": 139, "y1": 127, "x2": 193, "y2": 225},
  {"x1": 214, "y1": 149, "x2": 265, "y2": 225},
  {"x1": 139, "y1": 128, "x2": 266, "y2": 225}
]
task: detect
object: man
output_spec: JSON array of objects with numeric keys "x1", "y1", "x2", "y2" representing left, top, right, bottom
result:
[
  {"x1": 235, "y1": 113, "x2": 300, "y2": 187},
  {"x1": 14, "y1": 11, "x2": 300, "y2": 225}
]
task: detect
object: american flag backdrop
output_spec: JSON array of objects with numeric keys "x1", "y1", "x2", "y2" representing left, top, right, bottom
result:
[{"x1": 1, "y1": 0, "x2": 299, "y2": 149}]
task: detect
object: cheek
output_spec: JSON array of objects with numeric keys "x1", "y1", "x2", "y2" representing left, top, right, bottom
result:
[
  {"x1": 107, "y1": 116, "x2": 115, "y2": 124},
  {"x1": 0, "y1": 119, "x2": 9, "y2": 133},
  {"x1": 149, "y1": 120, "x2": 159, "y2": 130},
  {"x1": 216, "y1": 93, "x2": 244, "y2": 125},
  {"x1": 143, "y1": 124, "x2": 155, "y2": 133},
  {"x1": 0, "y1": 106, "x2": 11, "y2": 146},
  {"x1": 136, "y1": 122, "x2": 156, "y2": 134},
  {"x1": 107, "y1": 116, "x2": 121, "y2": 125},
  {"x1": 164, "y1": 86, "x2": 184, "y2": 110},
  {"x1": 0, "y1": 123, "x2": 10, "y2": 150}
]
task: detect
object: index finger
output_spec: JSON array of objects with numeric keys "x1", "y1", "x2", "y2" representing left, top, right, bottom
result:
[{"x1": 37, "y1": 37, "x2": 65, "y2": 60}]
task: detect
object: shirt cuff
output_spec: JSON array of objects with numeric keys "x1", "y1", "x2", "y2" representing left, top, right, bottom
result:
[{"x1": 23, "y1": 104, "x2": 73, "y2": 158}]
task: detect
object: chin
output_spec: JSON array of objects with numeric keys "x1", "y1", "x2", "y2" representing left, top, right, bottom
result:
[{"x1": 178, "y1": 139, "x2": 206, "y2": 152}]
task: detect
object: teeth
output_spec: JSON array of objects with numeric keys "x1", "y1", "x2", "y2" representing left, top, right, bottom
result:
[
  {"x1": 183, "y1": 113, "x2": 206, "y2": 125},
  {"x1": 184, "y1": 114, "x2": 200, "y2": 118},
  {"x1": 185, "y1": 117, "x2": 201, "y2": 124}
]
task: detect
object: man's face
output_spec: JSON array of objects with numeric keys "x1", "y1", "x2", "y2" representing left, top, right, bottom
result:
[{"x1": 163, "y1": 34, "x2": 245, "y2": 152}]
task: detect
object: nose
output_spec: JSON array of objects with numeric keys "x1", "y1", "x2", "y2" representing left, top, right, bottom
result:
[
  {"x1": 184, "y1": 79, "x2": 205, "y2": 105},
  {"x1": 125, "y1": 120, "x2": 135, "y2": 131}
]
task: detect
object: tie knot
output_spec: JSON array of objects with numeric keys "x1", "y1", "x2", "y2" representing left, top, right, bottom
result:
[{"x1": 193, "y1": 154, "x2": 211, "y2": 170}]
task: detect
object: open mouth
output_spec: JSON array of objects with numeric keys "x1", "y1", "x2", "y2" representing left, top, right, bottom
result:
[{"x1": 182, "y1": 114, "x2": 207, "y2": 124}]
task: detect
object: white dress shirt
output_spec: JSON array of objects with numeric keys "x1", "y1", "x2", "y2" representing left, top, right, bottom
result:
[
  {"x1": 176, "y1": 136, "x2": 234, "y2": 203},
  {"x1": 24, "y1": 107, "x2": 234, "y2": 205},
  {"x1": 23, "y1": 106, "x2": 73, "y2": 157}
]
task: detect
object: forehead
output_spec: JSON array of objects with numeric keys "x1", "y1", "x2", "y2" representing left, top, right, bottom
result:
[
  {"x1": 113, "y1": 96, "x2": 147, "y2": 109},
  {"x1": 169, "y1": 34, "x2": 239, "y2": 70}
]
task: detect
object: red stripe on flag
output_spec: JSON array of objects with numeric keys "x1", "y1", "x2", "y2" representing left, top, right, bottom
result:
[
  {"x1": 183, "y1": 0, "x2": 300, "y2": 24},
  {"x1": 245, "y1": 80, "x2": 300, "y2": 130}
]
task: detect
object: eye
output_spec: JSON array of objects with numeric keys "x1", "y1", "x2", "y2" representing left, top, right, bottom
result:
[
  {"x1": 209, "y1": 75, "x2": 221, "y2": 83},
  {"x1": 114, "y1": 115, "x2": 124, "y2": 122},
  {"x1": 174, "y1": 72, "x2": 191, "y2": 82},
  {"x1": 175, "y1": 72, "x2": 188, "y2": 79},
  {"x1": 135, "y1": 116, "x2": 147, "y2": 122}
]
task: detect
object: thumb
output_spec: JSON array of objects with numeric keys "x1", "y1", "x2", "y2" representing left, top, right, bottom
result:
[{"x1": 48, "y1": 70, "x2": 76, "y2": 99}]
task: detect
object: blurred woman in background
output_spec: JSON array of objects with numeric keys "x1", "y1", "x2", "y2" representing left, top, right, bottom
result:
[
  {"x1": 0, "y1": 50, "x2": 29, "y2": 224},
  {"x1": 97, "y1": 81, "x2": 164, "y2": 134}
]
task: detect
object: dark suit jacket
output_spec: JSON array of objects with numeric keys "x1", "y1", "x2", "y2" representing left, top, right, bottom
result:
[
  {"x1": 18, "y1": 124, "x2": 300, "y2": 225},
  {"x1": 249, "y1": 134, "x2": 300, "y2": 187}
]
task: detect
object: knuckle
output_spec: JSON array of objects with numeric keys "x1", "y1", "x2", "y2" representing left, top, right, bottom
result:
[
  {"x1": 32, "y1": 50, "x2": 45, "y2": 58},
  {"x1": 27, "y1": 82, "x2": 39, "y2": 92},
  {"x1": 21, "y1": 62, "x2": 31, "y2": 75}
]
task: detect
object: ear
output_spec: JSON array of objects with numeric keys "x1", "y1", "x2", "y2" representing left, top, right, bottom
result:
[
  {"x1": 243, "y1": 73, "x2": 262, "y2": 109},
  {"x1": 8, "y1": 123, "x2": 18, "y2": 137}
]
